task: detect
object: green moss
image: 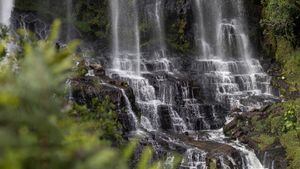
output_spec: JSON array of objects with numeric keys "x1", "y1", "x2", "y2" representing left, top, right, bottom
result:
[
  {"x1": 252, "y1": 134, "x2": 275, "y2": 150},
  {"x1": 280, "y1": 130, "x2": 300, "y2": 169},
  {"x1": 260, "y1": 0, "x2": 300, "y2": 98},
  {"x1": 0, "y1": 27, "x2": 9, "y2": 59},
  {"x1": 261, "y1": 0, "x2": 300, "y2": 96},
  {"x1": 282, "y1": 50, "x2": 300, "y2": 92},
  {"x1": 251, "y1": 115, "x2": 267, "y2": 132},
  {"x1": 270, "y1": 116, "x2": 283, "y2": 134},
  {"x1": 234, "y1": 98, "x2": 300, "y2": 168},
  {"x1": 165, "y1": 1, "x2": 195, "y2": 54},
  {"x1": 264, "y1": 36, "x2": 300, "y2": 95},
  {"x1": 275, "y1": 38, "x2": 294, "y2": 62},
  {"x1": 259, "y1": 99, "x2": 299, "y2": 168},
  {"x1": 208, "y1": 158, "x2": 217, "y2": 169},
  {"x1": 167, "y1": 19, "x2": 192, "y2": 54}
]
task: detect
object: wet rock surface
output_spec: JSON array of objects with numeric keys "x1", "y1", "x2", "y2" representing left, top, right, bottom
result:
[
  {"x1": 142, "y1": 131, "x2": 246, "y2": 169},
  {"x1": 69, "y1": 60, "x2": 139, "y2": 134},
  {"x1": 224, "y1": 107, "x2": 288, "y2": 169}
]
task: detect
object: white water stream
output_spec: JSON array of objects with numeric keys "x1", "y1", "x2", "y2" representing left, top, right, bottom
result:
[
  {"x1": 205, "y1": 129, "x2": 265, "y2": 169},
  {"x1": 0, "y1": 0, "x2": 14, "y2": 26}
]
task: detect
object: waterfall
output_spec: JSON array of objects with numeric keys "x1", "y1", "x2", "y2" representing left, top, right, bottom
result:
[
  {"x1": 111, "y1": 0, "x2": 120, "y2": 69},
  {"x1": 155, "y1": 0, "x2": 166, "y2": 57},
  {"x1": 133, "y1": 0, "x2": 141, "y2": 76},
  {"x1": 153, "y1": 0, "x2": 172, "y2": 73},
  {"x1": 107, "y1": 0, "x2": 276, "y2": 168},
  {"x1": 205, "y1": 129, "x2": 265, "y2": 169},
  {"x1": 109, "y1": 0, "x2": 178, "y2": 132},
  {"x1": 101, "y1": 82, "x2": 139, "y2": 131},
  {"x1": 194, "y1": 0, "x2": 220, "y2": 58},
  {"x1": 181, "y1": 148, "x2": 207, "y2": 168},
  {"x1": 110, "y1": 0, "x2": 141, "y2": 75},
  {"x1": 192, "y1": 0, "x2": 272, "y2": 110},
  {"x1": 0, "y1": 0, "x2": 14, "y2": 26}
]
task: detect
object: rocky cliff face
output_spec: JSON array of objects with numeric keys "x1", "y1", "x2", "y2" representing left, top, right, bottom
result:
[{"x1": 164, "y1": 0, "x2": 196, "y2": 54}]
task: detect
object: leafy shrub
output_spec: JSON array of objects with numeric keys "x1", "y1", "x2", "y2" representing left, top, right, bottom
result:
[
  {"x1": 69, "y1": 97, "x2": 123, "y2": 144},
  {"x1": 261, "y1": 0, "x2": 300, "y2": 42},
  {"x1": 282, "y1": 105, "x2": 298, "y2": 132}
]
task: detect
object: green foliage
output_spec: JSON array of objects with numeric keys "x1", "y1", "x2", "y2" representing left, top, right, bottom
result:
[
  {"x1": 248, "y1": 99, "x2": 300, "y2": 168},
  {"x1": 208, "y1": 159, "x2": 217, "y2": 169},
  {"x1": 0, "y1": 25, "x2": 9, "y2": 39},
  {"x1": 261, "y1": 0, "x2": 300, "y2": 41},
  {"x1": 167, "y1": 19, "x2": 192, "y2": 54},
  {"x1": 0, "y1": 20, "x2": 75, "y2": 169},
  {"x1": 164, "y1": 0, "x2": 195, "y2": 54},
  {"x1": 261, "y1": 1, "x2": 300, "y2": 97},
  {"x1": 264, "y1": 32, "x2": 300, "y2": 96},
  {"x1": 251, "y1": 115, "x2": 269, "y2": 133},
  {"x1": 74, "y1": 0, "x2": 110, "y2": 41},
  {"x1": 281, "y1": 49, "x2": 300, "y2": 93},
  {"x1": 282, "y1": 104, "x2": 298, "y2": 132},
  {"x1": 280, "y1": 130, "x2": 300, "y2": 169},
  {"x1": 252, "y1": 134, "x2": 275, "y2": 150},
  {"x1": 69, "y1": 97, "x2": 123, "y2": 144},
  {"x1": 0, "y1": 26, "x2": 10, "y2": 59},
  {"x1": 274, "y1": 38, "x2": 294, "y2": 62}
]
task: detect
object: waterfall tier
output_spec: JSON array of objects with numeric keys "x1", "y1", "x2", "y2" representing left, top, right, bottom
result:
[{"x1": 108, "y1": 0, "x2": 276, "y2": 168}]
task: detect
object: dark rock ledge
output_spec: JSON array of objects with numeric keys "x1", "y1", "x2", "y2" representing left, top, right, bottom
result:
[
  {"x1": 69, "y1": 60, "x2": 139, "y2": 135},
  {"x1": 134, "y1": 131, "x2": 246, "y2": 169}
]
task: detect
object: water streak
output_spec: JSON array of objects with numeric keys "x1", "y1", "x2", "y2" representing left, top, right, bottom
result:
[
  {"x1": 121, "y1": 89, "x2": 139, "y2": 130},
  {"x1": 155, "y1": 0, "x2": 166, "y2": 57},
  {"x1": 110, "y1": 0, "x2": 141, "y2": 75},
  {"x1": 0, "y1": 0, "x2": 14, "y2": 26}
]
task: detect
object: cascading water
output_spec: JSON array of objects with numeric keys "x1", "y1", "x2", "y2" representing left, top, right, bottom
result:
[
  {"x1": 109, "y1": 0, "x2": 176, "y2": 132},
  {"x1": 155, "y1": 0, "x2": 166, "y2": 58},
  {"x1": 192, "y1": 0, "x2": 273, "y2": 111},
  {"x1": 110, "y1": 0, "x2": 119, "y2": 70},
  {"x1": 108, "y1": 0, "x2": 275, "y2": 168},
  {"x1": 66, "y1": 0, "x2": 73, "y2": 41},
  {"x1": 0, "y1": 0, "x2": 14, "y2": 26},
  {"x1": 0, "y1": 0, "x2": 15, "y2": 56},
  {"x1": 110, "y1": 0, "x2": 141, "y2": 75},
  {"x1": 120, "y1": 88, "x2": 139, "y2": 130}
]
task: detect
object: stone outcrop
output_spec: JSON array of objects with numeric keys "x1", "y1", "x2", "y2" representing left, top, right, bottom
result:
[{"x1": 69, "y1": 60, "x2": 139, "y2": 134}]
